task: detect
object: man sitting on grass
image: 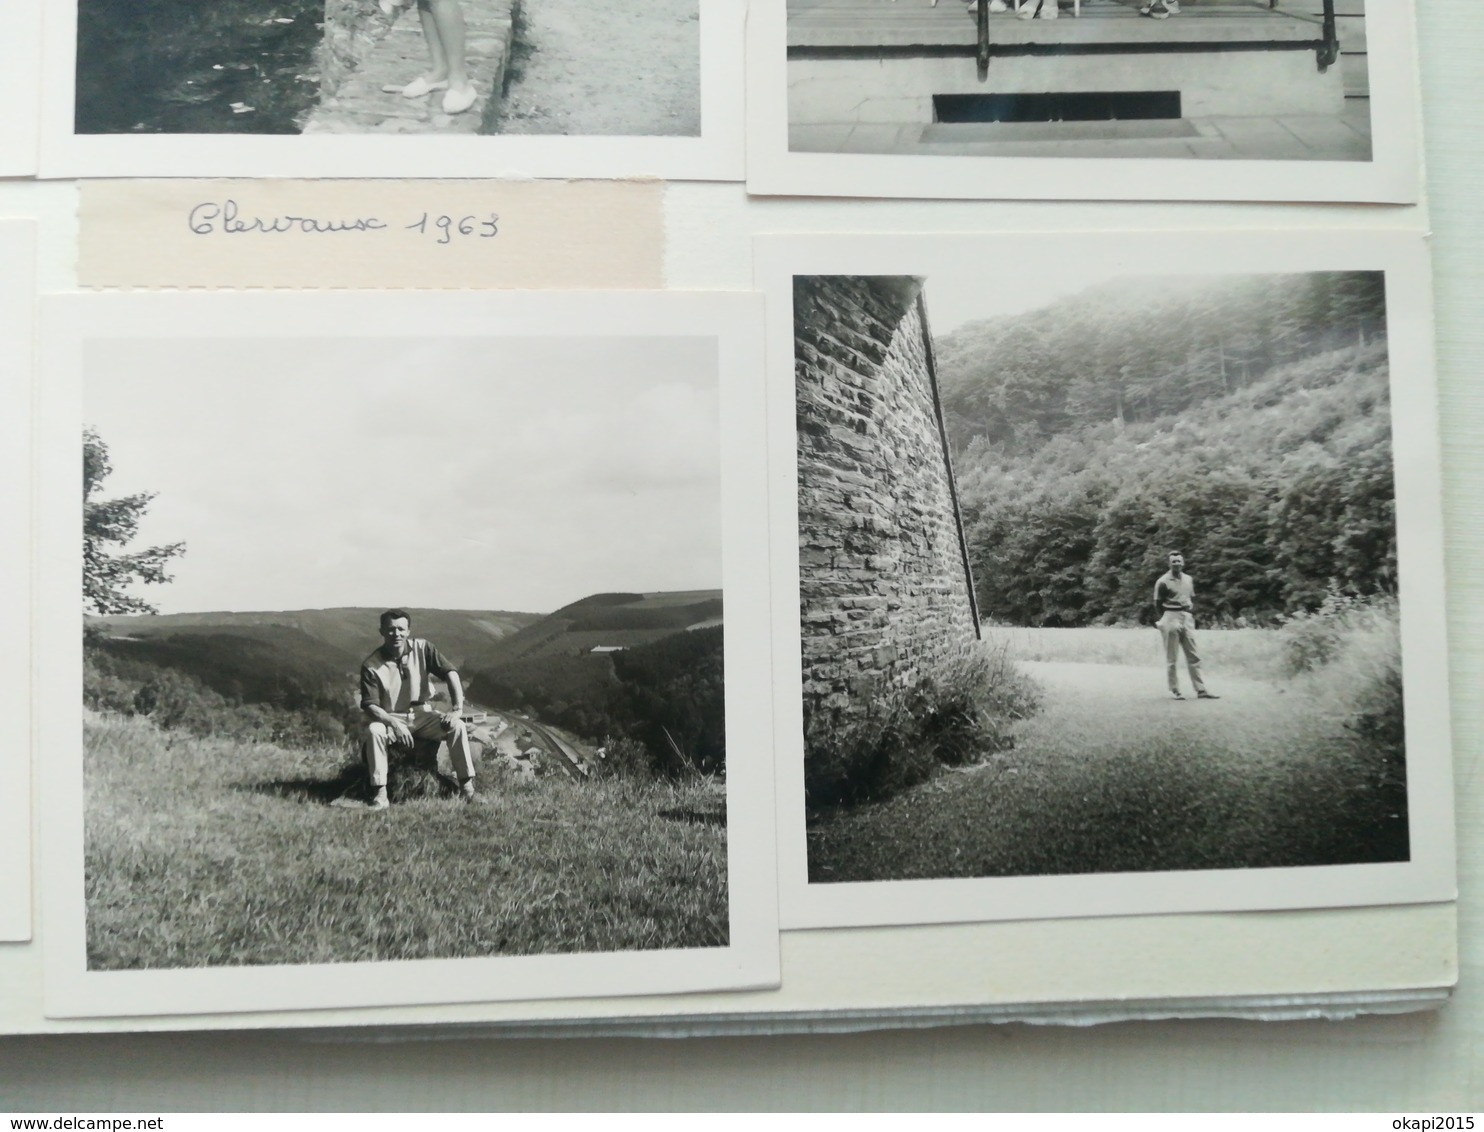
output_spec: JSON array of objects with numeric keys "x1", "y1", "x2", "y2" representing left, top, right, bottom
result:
[
  {"x1": 360, "y1": 608, "x2": 476, "y2": 809},
  {"x1": 1154, "y1": 551, "x2": 1219, "y2": 702}
]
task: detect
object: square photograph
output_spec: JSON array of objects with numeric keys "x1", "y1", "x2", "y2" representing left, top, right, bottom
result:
[
  {"x1": 39, "y1": 291, "x2": 777, "y2": 1017},
  {"x1": 760, "y1": 232, "x2": 1455, "y2": 929},
  {"x1": 42, "y1": 0, "x2": 744, "y2": 177},
  {"x1": 747, "y1": 0, "x2": 1419, "y2": 200}
]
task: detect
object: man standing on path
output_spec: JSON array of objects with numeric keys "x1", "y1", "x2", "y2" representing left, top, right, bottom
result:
[
  {"x1": 1154, "y1": 552, "x2": 1219, "y2": 701},
  {"x1": 360, "y1": 609, "x2": 477, "y2": 809}
]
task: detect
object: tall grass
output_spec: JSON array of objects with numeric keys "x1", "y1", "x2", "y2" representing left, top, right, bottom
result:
[
  {"x1": 804, "y1": 641, "x2": 1043, "y2": 807},
  {"x1": 85, "y1": 711, "x2": 727, "y2": 970},
  {"x1": 1281, "y1": 594, "x2": 1406, "y2": 819}
]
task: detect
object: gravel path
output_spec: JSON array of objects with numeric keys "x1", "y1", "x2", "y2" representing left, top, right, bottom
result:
[
  {"x1": 807, "y1": 657, "x2": 1407, "y2": 883},
  {"x1": 497, "y1": 0, "x2": 701, "y2": 135}
]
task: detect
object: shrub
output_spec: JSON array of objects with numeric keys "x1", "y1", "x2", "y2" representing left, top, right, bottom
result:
[
  {"x1": 805, "y1": 642, "x2": 1043, "y2": 807},
  {"x1": 1278, "y1": 584, "x2": 1372, "y2": 675},
  {"x1": 594, "y1": 734, "x2": 660, "y2": 780},
  {"x1": 1286, "y1": 594, "x2": 1406, "y2": 827}
]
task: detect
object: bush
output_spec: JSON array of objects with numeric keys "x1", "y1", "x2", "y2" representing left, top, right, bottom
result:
[
  {"x1": 594, "y1": 735, "x2": 659, "y2": 780},
  {"x1": 805, "y1": 643, "x2": 1043, "y2": 807},
  {"x1": 1278, "y1": 584, "x2": 1380, "y2": 675},
  {"x1": 1284, "y1": 594, "x2": 1407, "y2": 826},
  {"x1": 84, "y1": 644, "x2": 353, "y2": 750}
]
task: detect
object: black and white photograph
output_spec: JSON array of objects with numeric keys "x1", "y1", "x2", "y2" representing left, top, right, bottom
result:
[
  {"x1": 760, "y1": 231, "x2": 1455, "y2": 930},
  {"x1": 37, "y1": 290, "x2": 777, "y2": 1018},
  {"x1": 0, "y1": 0, "x2": 41, "y2": 174},
  {"x1": 40, "y1": 0, "x2": 744, "y2": 178},
  {"x1": 746, "y1": 0, "x2": 1419, "y2": 200},
  {"x1": 0, "y1": 223, "x2": 36, "y2": 942}
]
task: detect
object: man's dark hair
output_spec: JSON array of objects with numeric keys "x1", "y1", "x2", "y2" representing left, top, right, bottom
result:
[
  {"x1": 1168, "y1": 551, "x2": 1184, "y2": 560},
  {"x1": 379, "y1": 608, "x2": 412, "y2": 629}
]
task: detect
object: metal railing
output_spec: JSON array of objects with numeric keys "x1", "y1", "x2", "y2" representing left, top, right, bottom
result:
[{"x1": 794, "y1": 1, "x2": 1342, "y2": 80}]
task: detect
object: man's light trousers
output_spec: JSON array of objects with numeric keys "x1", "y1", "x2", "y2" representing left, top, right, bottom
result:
[
  {"x1": 1157, "y1": 610, "x2": 1207, "y2": 696},
  {"x1": 362, "y1": 707, "x2": 475, "y2": 786}
]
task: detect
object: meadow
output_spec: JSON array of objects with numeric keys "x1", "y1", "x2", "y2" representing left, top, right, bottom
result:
[
  {"x1": 987, "y1": 624, "x2": 1287, "y2": 681},
  {"x1": 85, "y1": 711, "x2": 728, "y2": 970}
]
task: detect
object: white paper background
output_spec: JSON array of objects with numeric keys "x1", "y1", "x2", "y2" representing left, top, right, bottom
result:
[
  {"x1": 0, "y1": 0, "x2": 1480, "y2": 1109},
  {"x1": 0, "y1": 0, "x2": 40, "y2": 175}
]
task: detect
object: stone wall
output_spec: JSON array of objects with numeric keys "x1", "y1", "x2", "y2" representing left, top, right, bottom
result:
[
  {"x1": 313, "y1": 0, "x2": 394, "y2": 104},
  {"x1": 795, "y1": 275, "x2": 980, "y2": 801}
]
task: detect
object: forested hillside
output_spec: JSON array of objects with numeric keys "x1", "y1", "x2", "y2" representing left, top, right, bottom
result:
[
  {"x1": 471, "y1": 626, "x2": 727, "y2": 777},
  {"x1": 938, "y1": 272, "x2": 1395, "y2": 626}
]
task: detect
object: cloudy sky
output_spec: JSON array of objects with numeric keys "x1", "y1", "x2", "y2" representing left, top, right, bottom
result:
[
  {"x1": 920, "y1": 248, "x2": 1165, "y2": 335},
  {"x1": 85, "y1": 336, "x2": 721, "y2": 616}
]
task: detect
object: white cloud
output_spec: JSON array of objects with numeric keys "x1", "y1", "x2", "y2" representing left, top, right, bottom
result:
[{"x1": 85, "y1": 335, "x2": 721, "y2": 614}]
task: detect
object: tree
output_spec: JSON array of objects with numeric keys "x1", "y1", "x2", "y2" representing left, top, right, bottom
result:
[{"x1": 83, "y1": 429, "x2": 185, "y2": 615}]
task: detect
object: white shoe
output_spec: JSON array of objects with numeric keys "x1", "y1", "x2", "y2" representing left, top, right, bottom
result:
[
  {"x1": 442, "y1": 84, "x2": 477, "y2": 114},
  {"x1": 990, "y1": 0, "x2": 1008, "y2": 9},
  {"x1": 383, "y1": 76, "x2": 448, "y2": 98}
]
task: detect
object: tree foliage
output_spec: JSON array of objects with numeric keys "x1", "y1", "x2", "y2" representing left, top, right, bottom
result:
[
  {"x1": 83, "y1": 429, "x2": 186, "y2": 616},
  {"x1": 943, "y1": 272, "x2": 1395, "y2": 627}
]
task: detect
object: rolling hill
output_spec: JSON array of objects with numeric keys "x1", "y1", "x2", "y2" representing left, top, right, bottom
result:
[
  {"x1": 463, "y1": 590, "x2": 724, "y2": 669},
  {"x1": 89, "y1": 606, "x2": 541, "y2": 670}
]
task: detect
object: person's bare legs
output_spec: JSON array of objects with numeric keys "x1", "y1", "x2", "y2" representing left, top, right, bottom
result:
[
  {"x1": 385, "y1": 0, "x2": 471, "y2": 104},
  {"x1": 424, "y1": 0, "x2": 476, "y2": 112}
]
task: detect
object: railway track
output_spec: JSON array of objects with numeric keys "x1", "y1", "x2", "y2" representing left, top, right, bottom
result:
[{"x1": 480, "y1": 707, "x2": 590, "y2": 781}]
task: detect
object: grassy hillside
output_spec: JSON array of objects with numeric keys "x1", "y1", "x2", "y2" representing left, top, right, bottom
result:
[{"x1": 85, "y1": 710, "x2": 729, "y2": 969}]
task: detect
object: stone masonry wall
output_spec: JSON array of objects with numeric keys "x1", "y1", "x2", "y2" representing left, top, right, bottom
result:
[{"x1": 795, "y1": 275, "x2": 979, "y2": 799}]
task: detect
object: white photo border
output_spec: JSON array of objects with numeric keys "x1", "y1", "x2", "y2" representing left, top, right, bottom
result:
[
  {"x1": 746, "y1": 0, "x2": 1421, "y2": 203},
  {"x1": 40, "y1": 0, "x2": 743, "y2": 180},
  {"x1": 0, "y1": 0, "x2": 41, "y2": 175},
  {"x1": 0, "y1": 223, "x2": 37, "y2": 942},
  {"x1": 39, "y1": 289, "x2": 778, "y2": 1019},
  {"x1": 758, "y1": 229, "x2": 1456, "y2": 931}
]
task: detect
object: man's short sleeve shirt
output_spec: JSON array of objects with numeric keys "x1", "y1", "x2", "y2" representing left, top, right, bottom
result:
[
  {"x1": 359, "y1": 638, "x2": 457, "y2": 713},
  {"x1": 1154, "y1": 571, "x2": 1196, "y2": 612}
]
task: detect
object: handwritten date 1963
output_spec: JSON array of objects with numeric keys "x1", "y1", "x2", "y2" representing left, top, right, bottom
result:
[{"x1": 187, "y1": 200, "x2": 500, "y2": 244}]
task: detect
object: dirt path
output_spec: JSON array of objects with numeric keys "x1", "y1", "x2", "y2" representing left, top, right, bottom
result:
[
  {"x1": 497, "y1": 0, "x2": 701, "y2": 135},
  {"x1": 807, "y1": 656, "x2": 1406, "y2": 882}
]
